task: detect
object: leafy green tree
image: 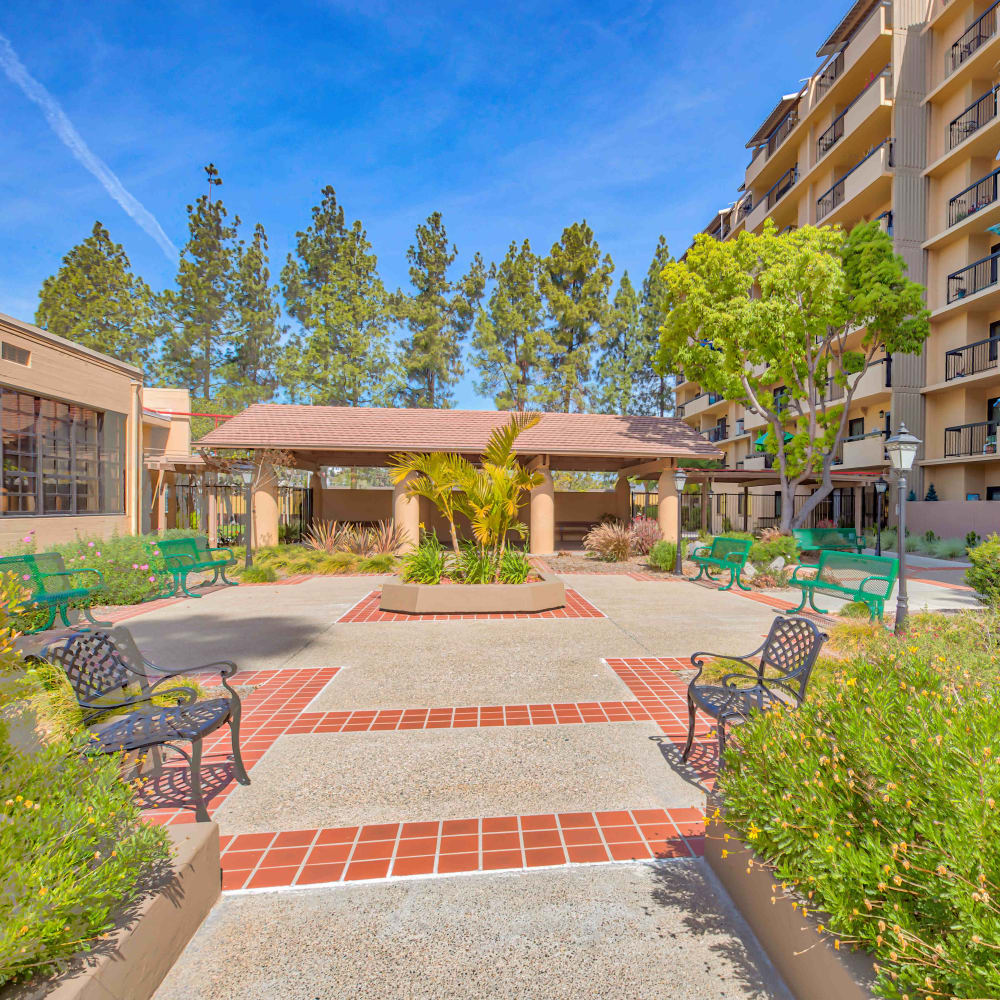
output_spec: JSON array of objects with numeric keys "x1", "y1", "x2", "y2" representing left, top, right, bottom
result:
[
  {"x1": 395, "y1": 212, "x2": 486, "y2": 408},
  {"x1": 35, "y1": 221, "x2": 162, "y2": 369},
  {"x1": 280, "y1": 186, "x2": 397, "y2": 406},
  {"x1": 217, "y1": 223, "x2": 283, "y2": 408},
  {"x1": 537, "y1": 221, "x2": 614, "y2": 411},
  {"x1": 658, "y1": 221, "x2": 929, "y2": 533},
  {"x1": 470, "y1": 239, "x2": 544, "y2": 410},
  {"x1": 159, "y1": 164, "x2": 240, "y2": 399},
  {"x1": 638, "y1": 236, "x2": 674, "y2": 416}
]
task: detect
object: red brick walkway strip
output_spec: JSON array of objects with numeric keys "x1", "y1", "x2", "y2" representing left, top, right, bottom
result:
[
  {"x1": 218, "y1": 807, "x2": 706, "y2": 891},
  {"x1": 337, "y1": 588, "x2": 605, "y2": 623}
]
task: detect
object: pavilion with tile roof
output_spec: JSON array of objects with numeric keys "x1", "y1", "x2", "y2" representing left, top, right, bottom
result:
[{"x1": 196, "y1": 404, "x2": 722, "y2": 554}]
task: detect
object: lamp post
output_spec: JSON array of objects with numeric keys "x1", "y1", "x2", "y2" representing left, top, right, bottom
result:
[
  {"x1": 239, "y1": 467, "x2": 254, "y2": 570},
  {"x1": 673, "y1": 467, "x2": 688, "y2": 576},
  {"x1": 874, "y1": 477, "x2": 888, "y2": 556},
  {"x1": 885, "y1": 423, "x2": 921, "y2": 635}
]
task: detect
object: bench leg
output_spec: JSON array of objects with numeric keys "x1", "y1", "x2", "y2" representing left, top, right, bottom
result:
[
  {"x1": 693, "y1": 563, "x2": 707, "y2": 582},
  {"x1": 227, "y1": 706, "x2": 251, "y2": 786},
  {"x1": 81, "y1": 604, "x2": 113, "y2": 629},
  {"x1": 187, "y1": 737, "x2": 210, "y2": 822},
  {"x1": 734, "y1": 570, "x2": 752, "y2": 592},
  {"x1": 219, "y1": 565, "x2": 239, "y2": 586},
  {"x1": 180, "y1": 574, "x2": 203, "y2": 599},
  {"x1": 199, "y1": 568, "x2": 221, "y2": 588},
  {"x1": 25, "y1": 603, "x2": 57, "y2": 635},
  {"x1": 718, "y1": 568, "x2": 736, "y2": 592},
  {"x1": 681, "y1": 695, "x2": 697, "y2": 761},
  {"x1": 717, "y1": 718, "x2": 729, "y2": 770},
  {"x1": 808, "y1": 592, "x2": 829, "y2": 615},
  {"x1": 58, "y1": 602, "x2": 75, "y2": 628},
  {"x1": 790, "y1": 589, "x2": 809, "y2": 614}
]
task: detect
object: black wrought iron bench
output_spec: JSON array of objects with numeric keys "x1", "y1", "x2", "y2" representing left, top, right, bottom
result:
[
  {"x1": 43, "y1": 626, "x2": 250, "y2": 822},
  {"x1": 681, "y1": 616, "x2": 826, "y2": 762}
]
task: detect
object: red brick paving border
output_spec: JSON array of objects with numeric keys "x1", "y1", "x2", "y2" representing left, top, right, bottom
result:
[
  {"x1": 337, "y1": 588, "x2": 605, "y2": 623},
  {"x1": 218, "y1": 807, "x2": 706, "y2": 891}
]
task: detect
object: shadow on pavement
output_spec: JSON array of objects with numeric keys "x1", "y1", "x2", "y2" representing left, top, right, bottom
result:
[{"x1": 651, "y1": 735, "x2": 717, "y2": 793}]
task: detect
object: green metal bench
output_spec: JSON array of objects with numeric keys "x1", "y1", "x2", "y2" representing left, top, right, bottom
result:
[
  {"x1": 792, "y1": 527, "x2": 864, "y2": 555},
  {"x1": 0, "y1": 552, "x2": 110, "y2": 633},
  {"x1": 689, "y1": 536, "x2": 753, "y2": 592},
  {"x1": 147, "y1": 535, "x2": 238, "y2": 598},
  {"x1": 789, "y1": 550, "x2": 898, "y2": 622}
]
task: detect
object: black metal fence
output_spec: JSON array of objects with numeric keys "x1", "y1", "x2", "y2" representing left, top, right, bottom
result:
[
  {"x1": 171, "y1": 481, "x2": 313, "y2": 545},
  {"x1": 947, "y1": 250, "x2": 1000, "y2": 303},
  {"x1": 949, "y1": 85, "x2": 998, "y2": 150}
]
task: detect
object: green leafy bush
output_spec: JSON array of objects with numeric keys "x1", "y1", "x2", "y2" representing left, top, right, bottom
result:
[
  {"x1": 647, "y1": 540, "x2": 676, "y2": 572},
  {"x1": 0, "y1": 573, "x2": 168, "y2": 986},
  {"x1": 239, "y1": 564, "x2": 277, "y2": 583},
  {"x1": 748, "y1": 536, "x2": 798, "y2": 567},
  {"x1": 498, "y1": 548, "x2": 531, "y2": 585},
  {"x1": 400, "y1": 533, "x2": 446, "y2": 584},
  {"x1": 717, "y1": 614, "x2": 1000, "y2": 999},
  {"x1": 928, "y1": 538, "x2": 966, "y2": 560},
  {"x1": 357, "y1": 553, "x2": 397, "y2": 574},
  {"x1": 967, "y1": 530, "x2": 982, "y2": 553},
  {"x1": 966, "y1": 533, "x2": 1000, "y2": 604}
]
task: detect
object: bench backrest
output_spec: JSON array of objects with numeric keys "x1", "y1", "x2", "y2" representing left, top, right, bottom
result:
[
  {"x1": 0, "y1": 552, "x2": 72, "y2": 595},
  {"x1": 760, "y1": 616, "x2": 827, "y2": 701},
  {"x1": 44, "y1": 631, "x2": 132, "y2": 705},
  {"x1": 816, "y1": 550, "x2": 898, "y2": 594},
  {"x1": 793, "y1": 527, "x2": 857, "y2": 548},
  {"x1": 156, "y1": 537, "x2": 205, "y2": 561},
  {"x1": 709, "y1": 536, "x2": 752, "y2": 562}
]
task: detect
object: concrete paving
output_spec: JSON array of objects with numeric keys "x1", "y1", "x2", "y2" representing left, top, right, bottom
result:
[
  {"x1": 214, "y1": 723, "x2": 700, "y2": 834},
  {"x1": 154, "y1": 861, "x2": 791, "y2": 1000},
  {"x1": 306, "y1": 619, "x2": 636, "y2": 708}
]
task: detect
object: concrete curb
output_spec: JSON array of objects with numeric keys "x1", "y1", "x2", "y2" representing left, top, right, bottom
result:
[
  {"x1": 704, "y1": 808, "x2": 876, "y2": 1000},
  {"x1": 5, "y1": 823, "x2": 220, "y2": 1000},
  {"x1": 379, "y1": 573, "x2": 566, "y2": 614}
]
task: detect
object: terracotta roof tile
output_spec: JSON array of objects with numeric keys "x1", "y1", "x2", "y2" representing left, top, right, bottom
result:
[{"x1": 196, "y1": 404, "x2": 721, "y2": 461}]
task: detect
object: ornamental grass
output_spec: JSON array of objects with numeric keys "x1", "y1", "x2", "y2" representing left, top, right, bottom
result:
[{"x1": 716, "y1": 612, "x2": 1000, "y2": 999}]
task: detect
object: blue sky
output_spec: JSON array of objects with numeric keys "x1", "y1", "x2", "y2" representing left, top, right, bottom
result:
[{"x1": 1, "y1": 0, "x2": 847, "y2": 407}]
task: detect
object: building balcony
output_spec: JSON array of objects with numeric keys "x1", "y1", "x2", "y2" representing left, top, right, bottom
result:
[
  {"x1": 838, "y1": 433, "x2": 888, "y2": 469},
  {"x1": 927, "y1": 0, "x2": 1000, "y2": 106},
  {"x1": 815, "y1": 67, "x2": 892, "y2": 163},
  {"x1": 704, "y1": 424, "x2": 728, "y2": 443},
  {"x1": 946, "y1": 250, "x2": 1000, "y2": 304},
  {"x1": 680, "y1": 392, "x2": 723, "y2": 418},
  {"x1": 944, "y1": 419, "x2": 1000, "y2": 458},
  {"x1": 927, "y1": 87, "x2": 1000, "y2": 177},
  {"x1": 945, "y1": 336, "x2": 1000, "y2": 381},
  {"x1": 742, "y1": 453, "x2": 775, "y2": 472},
  {"x1": 946, "y1": 0, "x2": 999, "y2": 77},
  {"x1": 816, "y1": 139, "x2": 893, "y2": 224},
  {"x1": 848, "y1": 356, "x2": 892, "y2": 400}
]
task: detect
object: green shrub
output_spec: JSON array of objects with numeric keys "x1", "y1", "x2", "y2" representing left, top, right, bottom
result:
[
  {"x1": 498, "y1": 548, "x2": 531, "y2": 585},
  {"x1": 357, "y1": 553, "x2": 397, "y2": 574},
  {"x1": 647, "y1": 540, "x2": 676, "y2": 572},
  {"x1": 456, "y1": 544, "x2": 494, "y2": 584},
  {"x1": 837, "y1": 599, "x2": 871, "y2": 618},
  {"x1": 966, "y1": 533, "x2": 1000, "y2": 604},
  {"x1": 967, "y1": 530, "x2": 982, "y2": 553},
  {"x1": 928, "y1": 537, "x2": 966, "y2": 560},
  {"x1": 400, "y1": 533, "x2": 446, "y2": 584},
  {"x1": 748, "y1": 536, "x2": 798, "y2": 567},
  {"x1": 717, "y1": 614, "x2": 1000, "y2": 999},
  {"x1": 239, "y1": 564, "x2": 277, "y2": 583},
  {"x1": 0, "y1": 573, "x2": 168, "y2": 987}
]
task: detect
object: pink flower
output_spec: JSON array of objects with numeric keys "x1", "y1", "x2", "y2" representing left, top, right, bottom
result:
[
  {"x1": 21, "y1": 536, "x2": 31, "y2": 543},
  {"x1": 140, "y1": 564, "x2": 149, "y2": 571},
  {"x1": 22, "y1": 574, "x2": 29, "y2": 581},
  {"x1": 132, "y1": 564, "x2": 138, "y2": 570},
  {"x1": 95, "y1": 551, "x2": 101, "y2": 557},
  {"x1": 87, "y1": 542, "x2": 95, "y2": 548},
  {"x1": 148, "y1": 576, "x2": 156, "y2": 583}
]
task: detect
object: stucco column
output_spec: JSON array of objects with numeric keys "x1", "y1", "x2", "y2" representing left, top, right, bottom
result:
[
  {"x1": 310, "y1": 471, "x2": 325, "y2": 525},
  {"x1": 165, "y1": 472, "x2": 178, "y2": 530},
  {"x1": 206, "y1": 480, "x2": 218, "y2": 547},
  {"x1": 530, "y1": 467, "x2": 555, "y2": 555},
  {"x1": 657, "y1": 467, "x2": 679, "y2": 545},
  {"x1": 393, "y1": 472, "x2": 420, "y2": 553},
  {"x1": 252, "y1": 461, "x2": 279, "y2": 548},
  {"x1": 854, "y1": 485, "x2": 864, "y2": 540},
  {"x1": 615, "y1": 476, "x2": 632, "y2": 522},
  {"x1": 153, "y1": 470, "x2": 167, "y2": 534},
  {"x1": 700, "y1": 481, "x2": 710, "y2": 533}
]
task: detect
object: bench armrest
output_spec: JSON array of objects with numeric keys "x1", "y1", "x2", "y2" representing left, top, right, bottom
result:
[
  {"x1": 689, "y1": 651, "x2": 760, "y2": 685},
  {"x1": 160, "y1": 553, "x2": 197, "y2": 570},
  {"x1": 690, "y1": 545, "x2": 710, "y2": 559},
  {"x1": 718, "y1": 670, "x2": 764, "y2": 689},
  {"x1": 146, "y1": 658, "x2": 237, "y2": 681},
  {"x1": 722, "y1": 551, "x2": 746, "y2": 565},
  {"x1": 80, "y1": 683, "x2": 200, "y2": 715},
  {"x1": 203, "y1": 545, "x2": 235, "y2": 561},
  {"x1": 790, "y1": 564, "x2": 818, "y2": 583},
  {"x1": 40, "y1": 567, "x2": 105, "y2": 588},
  {"x1": 858, "y1": 574, "x2": 892, "y2": 598}
]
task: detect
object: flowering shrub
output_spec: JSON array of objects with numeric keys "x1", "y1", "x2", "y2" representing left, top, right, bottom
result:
[
  {"x1": 629, "y1": 517, "x2": 661, "y2": 555},
  {"x1": 0, "y1": 573, "x2": 168, "y2": 986},
  {"x1": 717, "y1": 613, "x2": 1000, "y2": 999}
]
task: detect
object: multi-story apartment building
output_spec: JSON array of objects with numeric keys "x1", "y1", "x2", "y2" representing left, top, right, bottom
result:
[{"x1": 679, "y1": 0, "x2": 1000, "y2": 532}]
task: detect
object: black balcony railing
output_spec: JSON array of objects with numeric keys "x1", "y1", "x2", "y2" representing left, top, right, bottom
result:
[
  {"x1": 736, "y1": 198, "x2": 752, "y2": 222},
  {"x1": 766, "y1": 109, "x2": 799, "y2": 158},
  {"x1": 945, "y1": 335, "x2": 1000, "y2": 379},
  {"x1": 816, "y1": 51, "x2": 844, "y2": 100},
  {"x1": 875, "y1": 209, "x2": 894, "y2": 236},
  {"x1": 944, "y1": 419, "x2": 1000, "y2": 457},
  {"x1": 817, "y1": 112, "x2": 845, "y2": 159},
  {"x1": 765, "y1": 165, "x2": 798, "y2": 209},
  {"x1": 947, "y1": 0, "x2": 1000, "y2": 76},
  {"x1": 949, "y1": 86, "x2": 999, "y2": 149},
  {"x1": 705, "y1": 424, "x2": 728, "y2": 443},
  {"x1": 947, "y1": 250, "x2": 1000, "y2": 303},
  {"x1": 947, "y1": 165, "x2": 1000, "y2": 228},
  {"x1": 816, "y1": 139, "x2": 894, "y2": 220}
]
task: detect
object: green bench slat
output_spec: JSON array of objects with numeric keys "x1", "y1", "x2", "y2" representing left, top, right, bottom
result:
[
  {"x1": 0, "y1": 551, "x2": 108, "y2": 633},
  {"x1": 689, "y1": 536, "x2": 752, "y2": 592},
  {"x1": 146, "y1": 535, "x2": 238, "y2": 598},
  {"x1": 792, "y1": 528, "x2": 863, "y2": 554},
  {"x1": 790, "y1": 550, "x2": 898, "y2": 622}
]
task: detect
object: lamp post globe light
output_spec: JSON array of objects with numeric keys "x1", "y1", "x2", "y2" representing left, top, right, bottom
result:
[
  {"x1": 874, "y1": 476, "x2": 888, "y2": 557},
  {"x1": 239, "y1": 466, "x2": 254, "y2": 570},
  {"x1": 672, "y1": 467, "x2": 688, "y2": 576},
  {"x1": 885, "y1": 423, "x2": 921, "y2": 635}
]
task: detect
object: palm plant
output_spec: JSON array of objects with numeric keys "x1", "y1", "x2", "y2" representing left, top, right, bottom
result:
[{"x1": 389, "y1": 413, "x2": 543, "y2": 582}]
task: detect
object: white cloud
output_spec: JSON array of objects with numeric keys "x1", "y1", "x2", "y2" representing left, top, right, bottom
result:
[{"x1": 0, "y1": 31, "x2": 177, "y2": 261}]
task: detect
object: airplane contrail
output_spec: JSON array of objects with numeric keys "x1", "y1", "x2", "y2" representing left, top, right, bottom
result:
[{"x1": 0, "y1": 32, "x2": 178, "y2": 261}]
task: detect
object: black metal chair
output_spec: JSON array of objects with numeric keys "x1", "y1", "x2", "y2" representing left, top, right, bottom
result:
[
  {"x1": 681, "y1": 616, "x2": 827, "y2": 763},
  {"x1": 43, "y1": 626, "x2": 250, "y2": 822}
]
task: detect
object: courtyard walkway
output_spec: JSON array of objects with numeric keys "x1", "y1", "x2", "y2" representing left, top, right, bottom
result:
[{"x1": 136, "y1": 572, "x2": 823, "y2": 998}]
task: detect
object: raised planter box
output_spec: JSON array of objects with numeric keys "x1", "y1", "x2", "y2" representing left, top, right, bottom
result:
[
  {"x1": 379, "y1": 573, "x2": 566, "y2": 614},
  {"x1": 3, "y1": 823, "x2": 220, "y2": 1000},
  {"x1": 704, "y1": 804, "x2": 876, "y2": 1000}
]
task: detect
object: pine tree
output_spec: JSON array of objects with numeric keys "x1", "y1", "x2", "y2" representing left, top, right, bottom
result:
[
  {"x1": 280, "y1": 186, "x2": 396, "y2": 406},
  {"x1": 35, "y1": 221, "x2": 162, "y2": 369},
  {"x1": 159, "y1": 164, "x2": 240, "y2": 400},
  {"x1": 537, "y1": 221, "x2": 614, "y2": 412},
  {"x1": 217, "y1": 223, "x2": 282, "y2": 408},
  {"x1": 637, "y1": 236, "x2": 674, "y2": 417},
  {"x1": 395, "y1": 212, "x2": 486, "y2": 408},
  {"x1": 470, "y1": 239, "x2": 545, "y2": 410},
  {"x1": 924, "y1": 483, "x2": 939, "y2": 501},
  {"x1": 595, "y1": 272, "x2": 644, "y2": 414}
]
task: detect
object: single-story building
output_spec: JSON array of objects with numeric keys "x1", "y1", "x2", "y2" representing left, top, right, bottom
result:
[{"x1": 195, "y1": 403, "x2": 723, "y2": 553}]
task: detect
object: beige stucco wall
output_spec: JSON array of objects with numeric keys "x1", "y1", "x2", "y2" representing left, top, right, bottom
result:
[
  {"x1": 0, "y1": 514, "x2": 132, "y2": 551},
  {"x1": 906, "y1": 500, "x2": 1000, "y2": 538},
  {"x1": 143, "y1": 387, "x2": 192, "y2": 458}
]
